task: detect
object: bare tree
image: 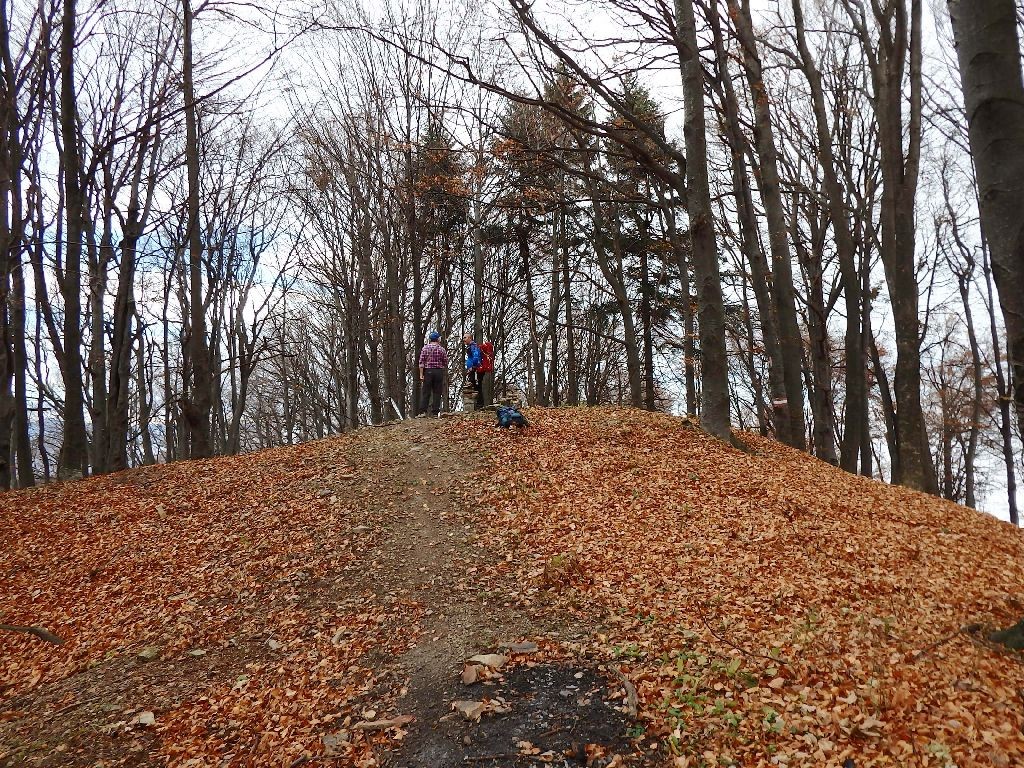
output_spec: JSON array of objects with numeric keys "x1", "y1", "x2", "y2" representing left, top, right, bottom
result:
[
  {"x1": 56, "y1": 0, "x2": 89, "y2": 479},
  {"x1": 180, "y1": 0, "x2": 213, "y2": 457},
  {"x1": 673, "y1": 0, "x2": 730, "y2": 439},
  {"x1": 947, "y1": 0, "x2": 1024, "y2": 472}
]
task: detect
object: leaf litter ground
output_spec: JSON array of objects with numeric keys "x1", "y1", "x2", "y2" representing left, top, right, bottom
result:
[
  {"x1": 454, "y1": 407, "x2": 1024, "y2": 767},
  {"x1": 4, "y1": 407, "x2": 1024, "y2": 767},
  {"x1": 1, "y1": 417, "x2": 643, "y2": 768}
]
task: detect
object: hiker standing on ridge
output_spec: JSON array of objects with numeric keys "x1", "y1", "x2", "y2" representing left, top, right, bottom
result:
[
  {"x1": 464, "y1": 333, "x2": 483, "y2": 404},
  {"x1": 478, "y1": 339, "x2": 495, "y2": 408},
  {"x1": 417, "y1": 331, "x2": 448, "y2": 417}
]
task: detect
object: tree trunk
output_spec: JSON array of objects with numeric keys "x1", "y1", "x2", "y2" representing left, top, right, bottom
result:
[
  {"x1": 57, "y1": 0, "x2": 89, "y2": 479},
  {"x1": 11, "y1": 243, "x2": 31, "y2": 485},
  {"x1": 360, "y1": 341, "x2": 384, "y2": 424},
  {"x1": 792, "y1": 0, "x2": 867, "y2": 474},
  {"x1": 547, "y1": 244, "x2": 561, "y2": 407},
  {"x1": 561, "y1": 207, "x2": 579, "y2": 405},
  {"x1": 793, "y1": 197, "x2": 838, "y2": 464},
  {"x1": 739, "y1": 277, "x2": 768, "y2": 435},
  {"x1": 473, "y1": 201, "x2": 485, "y2": 340},
  {"x1": 849, "y1": 0, "x2": 935, "y2": 492},
  {"x1": 106, "y1": 227, "x2": 136, "y2": 472},
  {"x1": 0, "y1": 165, "x2": 12, "y2": 490},
  {"x1": 729, "y1": 0, "x2": 806, "y2": 449},
  {"x1": 707, "y1": 5, "x2": 789, "y2": 442},
  {"x1": 954, "y1": 274, "x2": 982, "y2": 508},
  {"x1": 592, "y1": 191, "x2": 642, "y2": 408},
  {"x1": 0, "y1": 14, "x2": 32, "y2": 487},
  {"x1": 108, "y1": 121, "x2": 157, "y2": 471},
  {"x1": 868, "y1": 319, "x2": 899, "y2": 482},
  {"x1": 518, "y1": 219, "x2": 545, "y2": 405},
  {"x1": 346, "y1": 296, "x2": 360, "y2": 429},
  {"x1": 136, "y1": 315, "x2": 155, "y2": 465},
  {"x1": 544, "y1": 209, "x2": 562, "y2": 407},
  {"x1": 182, "y1": 0, "x2": 212, "y2": 458},
  {"x1": 658, "y1": 188, "x2": 696, "y2": 416},
  {"x1": 983, "y1": 239, "x2": 1019, "y2": 524},
  {"x1": 675, "y1": 0, "x2": 730, "y2": 440},
  {"x1": 34, "y1": 297, "x2": 50, "y2": 480},
  {"x1": 87, "y1": 204, "x2": 112, "y2": 474},
  {"x1": 639, "y1": 236, "x2": 656, "y2": 410},
  {"x1": 161, "y1": 265, "x2": 177, "y2": 461},
  {"x1": 708, "y1": 1, "x2": 789, "y2": 443},
  {"x1": 859, "y1": 265, "x2": 874, "y2": 477},
  {"x1": 406, "y1": 110, "x2": 424, "y2": 415},
  {"x1": 384, "y1": 240, "x2": 404, "y2": 419},
  {"x1": 947, "y1": 0, "x2": 1024, "y2": 465},
  {"x1": 941, "y1": 390, "x2": 955, "y2": 500}
]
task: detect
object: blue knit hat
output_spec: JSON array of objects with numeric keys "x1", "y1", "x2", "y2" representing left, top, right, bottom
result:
[{"x1": 429, "y1": 331, "x2": 440, "y2": 341}]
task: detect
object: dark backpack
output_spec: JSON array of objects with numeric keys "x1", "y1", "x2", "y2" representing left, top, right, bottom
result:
[{"x1": 496, "y1": 405, "x2": 529, "y2": 429}]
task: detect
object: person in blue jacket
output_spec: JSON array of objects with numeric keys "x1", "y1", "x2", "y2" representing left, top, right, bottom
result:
[{"x1": 463, "y1": 333, "x2": 482, "y2": 404}]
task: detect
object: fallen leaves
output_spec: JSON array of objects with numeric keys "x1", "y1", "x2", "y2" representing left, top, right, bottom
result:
[
  {"x1": 461, "y1": 651, "x2": 509, "y2": 686},
  {"x1": 131, "y1": 710, "x2": 156, "y2": 728},
  {"x1": 0, "y1": 433, "x2": 424, "y2": 766},
  {"x1": 451, "y1": 697, "x2": 511, "y2": 721},
  {"x1": 461, "y1": 663, "x2": 481, "y2": 685},
  {"x1": 467, "y1": 653, "x2": 507, "y2": 669},
  {"x1": 453, "y1": 699, "x2": 489, "y2": 721},
  {"x1": 505, "y1": 640, "x2": 539, "y2": 654},
  {"x1": 9, "y1": 406, "x2": 1024, "y2": 767},
  {"x1": 454, "y1": 407, "x2": 1024, "y2": 767}
]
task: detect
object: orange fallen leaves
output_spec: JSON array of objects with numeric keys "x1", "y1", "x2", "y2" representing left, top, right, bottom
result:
[
  {"x1": 6, "y1": 408, "x2": 1024, "y2": 767},
  {"x1": 454, "y1": 407, "x2": 1024, "y2": 768},
  {"x1": 1, "y1": 436, "x2": 420, "y2": 766}
]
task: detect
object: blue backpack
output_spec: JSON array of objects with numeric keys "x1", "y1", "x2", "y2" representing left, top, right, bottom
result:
[{"x1": 496, "y1": 405, "x2": 529, "y2": 428}]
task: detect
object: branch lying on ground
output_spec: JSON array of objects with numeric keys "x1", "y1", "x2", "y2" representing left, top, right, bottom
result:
[
  {"x1": 0, "y1": 624, "x2": 64, "y2": 645},
  {"x1": 611, "y1": 667, "x2": 638, "y2": 718}
]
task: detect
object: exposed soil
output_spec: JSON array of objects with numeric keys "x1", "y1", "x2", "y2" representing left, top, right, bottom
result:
[
  {"x1": 360, "y1": 417, "x2": 640, "y2": 767},
  {"x1": 1, "y1": 417, "x2": 644, "y2": 767},
  {"x1": 393, "y1": 663, "x2": 633, "y2": 768}
]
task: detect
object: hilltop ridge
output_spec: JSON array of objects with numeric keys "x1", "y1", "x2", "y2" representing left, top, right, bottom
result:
[{"x1": 2, "y1": 408, "x2": 1023, "y2": 767}]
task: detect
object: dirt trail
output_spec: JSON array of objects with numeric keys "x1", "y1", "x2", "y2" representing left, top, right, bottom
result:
[
  {"x1": 1, "y1": 417, "x2": 639, "y2": 768},
  {"x1": 338, "y1": 417, "x2": 635, "y2": 767},
  {"x1": 356, "y1": 417, "x2": 529, "y2": 764}
]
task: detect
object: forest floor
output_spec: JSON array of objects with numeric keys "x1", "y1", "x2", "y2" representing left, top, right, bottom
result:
[{"x1": 3, "y1": 408, "x2": 1024, "y2": 768}]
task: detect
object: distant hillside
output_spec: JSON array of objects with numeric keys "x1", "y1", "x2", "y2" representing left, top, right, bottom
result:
[{"x1": 2, "y1": 408, "x2": 1022, "y2": 768}]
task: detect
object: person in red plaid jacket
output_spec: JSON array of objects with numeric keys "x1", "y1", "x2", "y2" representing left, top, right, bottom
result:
[{"x1": 417, "y1": 331, "x2": 449, "y2": 417}]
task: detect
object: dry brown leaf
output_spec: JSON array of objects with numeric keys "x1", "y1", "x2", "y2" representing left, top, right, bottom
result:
[
  {"x1": 466, "y1": 653, "x2": 507, "y2": 669},
  {"x1": 452, "y1": 700, "x2": 487, "y2": 721}
]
